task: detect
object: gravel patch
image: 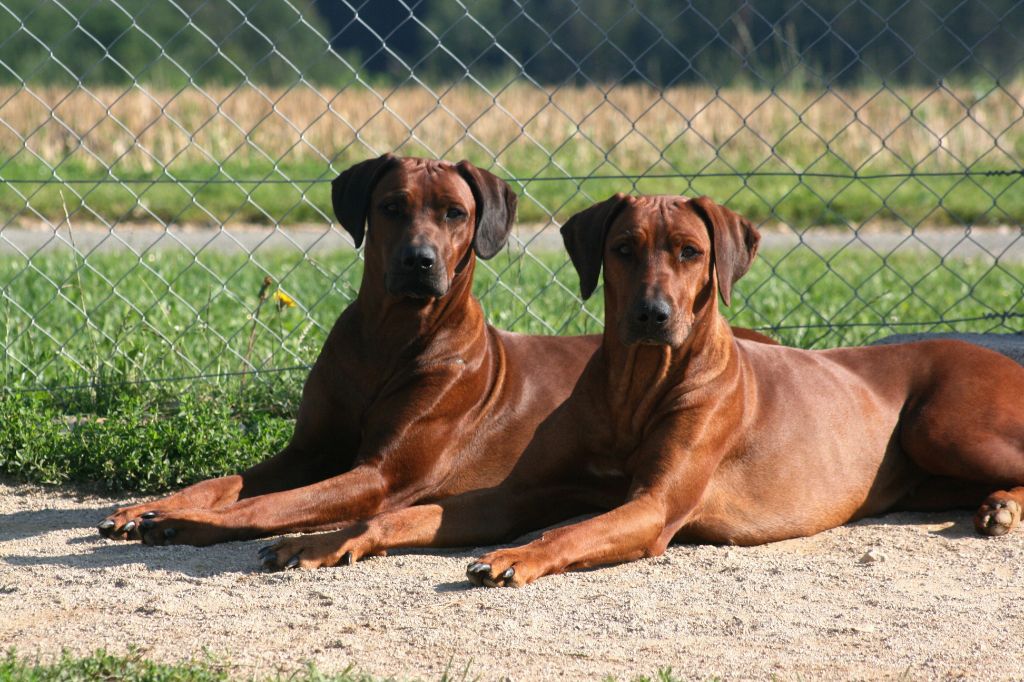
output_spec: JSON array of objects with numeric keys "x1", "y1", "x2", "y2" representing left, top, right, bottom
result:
[{"x1": 2, "y1": 481, "x2": 1022, "y2": 680}]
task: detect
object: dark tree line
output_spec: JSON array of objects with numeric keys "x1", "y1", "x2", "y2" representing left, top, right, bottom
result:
[
  {"x1": 319, "y1": 0, "x2": 1024, "y2": 86},
  {"x1": 2, "y1": 0, "x2": 1021, "y2": 86}
]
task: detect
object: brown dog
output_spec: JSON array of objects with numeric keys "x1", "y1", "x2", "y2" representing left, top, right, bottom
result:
[
  {"x1": 260, "y1": 193, "x2": 1024, "y2": 589},
  {"x1": 97, "y1": 157, "x2": 774, "y2": 547},
  {"x1": 96, "y1": 154, "x2": 594, "y2": 546}
]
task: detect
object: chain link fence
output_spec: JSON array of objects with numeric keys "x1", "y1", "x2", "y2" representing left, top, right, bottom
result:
[{"x1": 1, "y1": 0, "x2": 1023, "y2": 399}]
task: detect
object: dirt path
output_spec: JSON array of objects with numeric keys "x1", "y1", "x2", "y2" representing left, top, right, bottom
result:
[
  {"x1": 1, "y1": 480, "x2": 1021, "y2": 680},
  {"x1": 5, "y1": 220, "x2": 1024, "y2": 261}
]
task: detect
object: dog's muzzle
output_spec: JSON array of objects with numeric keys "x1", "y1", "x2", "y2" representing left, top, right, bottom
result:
[
  {"x1": 624, "y1": 296, "x2": 674, "y2": 345},
  {"x1": 386, "y1": 243, "x2": 449, "y2": 298}
]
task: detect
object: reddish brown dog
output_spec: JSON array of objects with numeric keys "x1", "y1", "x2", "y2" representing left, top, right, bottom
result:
[
  {"x1": 95, "y1": 154, "x2": 593, "y2": 546},
  {"x1": 96, "y1": 156, "x2": 774, "y2": 548},
  {"x1": 260, "y1": 193, "x2": 1024, "y2": 588}
]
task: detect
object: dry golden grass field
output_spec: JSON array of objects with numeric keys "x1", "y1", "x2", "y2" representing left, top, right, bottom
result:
[
  {"x1": 2, "y1": 81, "x2": 1021, "y2": 171},
  {"x1": 1, "y1": 80, "x2": 1022, "y2": 225}
]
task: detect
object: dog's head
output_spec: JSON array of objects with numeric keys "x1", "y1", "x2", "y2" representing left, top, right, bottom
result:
[
  {"x1": 561, "y1": 194, "x2": 759, "y2": 348},
  {"x1": 331, "y1": 154, "x2": 517, "y2": 300}
]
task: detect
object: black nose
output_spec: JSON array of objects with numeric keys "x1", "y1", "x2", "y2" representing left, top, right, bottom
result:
[
  {"x1": 634, "y1": 297, "x2": 671, "y2": 328},
  {"x1": 399, "y1": 244, "x2": 436, "y2": 271}
]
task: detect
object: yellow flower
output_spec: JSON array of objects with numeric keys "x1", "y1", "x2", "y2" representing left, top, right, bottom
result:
[{"x1": 273, "y1": 290, "x2": 297, "y2": 310}]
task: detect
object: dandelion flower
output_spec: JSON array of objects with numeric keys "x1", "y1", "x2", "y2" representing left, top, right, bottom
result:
[{"x1": 274, "y1": 290, "x2": 297, "y2": 310}]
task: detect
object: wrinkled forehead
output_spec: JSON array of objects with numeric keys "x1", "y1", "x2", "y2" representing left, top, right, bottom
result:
[
  {"x1": 371, "y1": 159, "x2": 475, "y2": 206},
  {"x1": 610, "y1": 195, "x2": 711, "y2": 246}
]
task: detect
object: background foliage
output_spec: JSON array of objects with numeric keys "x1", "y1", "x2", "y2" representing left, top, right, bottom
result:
[{"x1": 2, "y1": 1, "x2": 1023, "y2": 87}]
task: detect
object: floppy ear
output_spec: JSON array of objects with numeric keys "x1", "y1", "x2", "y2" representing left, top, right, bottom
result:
[
  {"x1": 690, "y1": 196, "x2": 760, "y2": 307},
  {"x1": 455, "y1": 161, "x2": 518, "y2": 259},
  {"x1": 559, "y1": 193, "x2": 629, "y2": 300},
  {"x1": 331, "y1": 154, "x2": 399, "y2": 248}
]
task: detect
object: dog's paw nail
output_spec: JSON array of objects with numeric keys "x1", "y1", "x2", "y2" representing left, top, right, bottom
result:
[
  {"x1": 122, "y1": 521, "x2": 136, "y2": 532},
  {"x1": 97, "y1": 520, "x2": 115, "y2": 530},
  {"x1": 140, "y1": 511, "x2": 158, "y2": 519},
  {"x1": 466, "y1": 562, "x2": 491, "y2": 586},
  {"x1": 500, "y1": 567, "x2": 515, "y2": 580},
  {"x1": 341, "y1": 551, "x2": 353, "y2": 566},
  {"x1": 139, "y1": 519, "x2": 154, "y2": 531},
  {"x1": 285, "y1": 555, "x2": 300, "y2": 569}
]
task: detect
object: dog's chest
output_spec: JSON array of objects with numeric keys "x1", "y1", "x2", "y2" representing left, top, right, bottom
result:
[
  {"x1": 582, "y1": 440, "x2": 641, "y2": 480},
  {"x1": 580, "y1": 403, "x2": 646, "y2": 481}
]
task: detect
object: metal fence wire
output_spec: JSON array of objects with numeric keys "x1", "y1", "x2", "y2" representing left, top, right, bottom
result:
[{"x1": 1, "y1": 0, "x2": 1023, "y2": 396}]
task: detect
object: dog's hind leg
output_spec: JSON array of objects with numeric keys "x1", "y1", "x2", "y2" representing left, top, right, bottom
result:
[{"x1": 897, "y1": 347, "x2": 1024, "y2": 537}]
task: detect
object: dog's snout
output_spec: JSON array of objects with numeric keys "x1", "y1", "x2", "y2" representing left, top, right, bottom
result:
[
  {"x1": 399, "y1": 244, "x2": 437, "y2": 272},
  {"x1": 634, "y1": 298, "x2": 671, "y2": 327},
  {"x1": 626, "y1": 295, "x2": 674, "y2": 345},
  {"x1": 387, "y1": 241, "x2": 448, "y2": 298}
]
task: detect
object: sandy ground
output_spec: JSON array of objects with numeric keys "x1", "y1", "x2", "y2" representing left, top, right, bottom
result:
[{"x1": 1, "y1": 481, "x2": 1022, "y2": 681}]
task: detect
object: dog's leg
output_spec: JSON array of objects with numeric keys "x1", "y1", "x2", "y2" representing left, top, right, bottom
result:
[
  {"x1": 897, "y1": 349, "x2": 1024, "y2": 537},
  {"x1": 905, "y1": 438, "x2": 1024, "y2": 538},
  {"x1": 97, "y1": 442, "x2": 341, "y2": 540},
  {"x1": 466, "y1": 495, "x2": 673, "y2": 587},
  {"x1": 257, "y1": 483, "x2": 605, "y2": 570},
  {"x1": 125, "y1": 464, "x2": 390, "y2": 546},
  {"x1": 463, "y1": 417, "x2": 726, "y2": 587}
]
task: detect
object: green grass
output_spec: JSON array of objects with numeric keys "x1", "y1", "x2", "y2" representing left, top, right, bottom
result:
[
  {"x1": 0, "y1": 650, "x2": 234, "y2": 682},
  {"x1": 0, "y1": 650, "x2": 687, "y2": 682},
  {"x1": 1, "y1": 246, "x2": 1021, "y2": 492},
  {"x1": 0, "y1": 649, "x2": 378, "y2": 682},
  {"x1": 4, "y1": 155, "x2": 1023, "y2": 228},
  {"x1": 0, "y1": 391, "x2": 292, "y2": 493}
]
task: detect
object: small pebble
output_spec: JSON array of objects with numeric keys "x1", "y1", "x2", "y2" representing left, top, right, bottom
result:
[{"x1": 859, "y1": 548, "x2": 887, "y2": 564}]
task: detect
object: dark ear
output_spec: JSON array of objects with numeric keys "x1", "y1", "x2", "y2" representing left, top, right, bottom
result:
[
  {"x1": 331, "y1": 154, "x2": 399, "y2": 248},
  {"x1": 690, "y1": 196, "x2": 760, "y2": 306},
  {"x1": 559, "y1": 193, "x2": 629, "y2": 300},
  {"x1": 455, "y1": 161, "x2": 518, "y2": 259}
]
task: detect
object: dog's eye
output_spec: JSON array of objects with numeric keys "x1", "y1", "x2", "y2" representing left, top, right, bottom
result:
[
  {"x1": 382, "y1": 202, "x2": 403, "y2": 215},
  {"x1": 446, "y1": 207, "x2": 466, "y2": 220},
  {"x1": 679, "y1": 246, "x2": 700, "y2": 261},
  {"x1": 614, "y1": 243, "x2": 633, "y2": 258}
]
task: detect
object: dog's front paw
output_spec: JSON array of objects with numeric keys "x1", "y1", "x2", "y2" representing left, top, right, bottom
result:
[
  {"x1": 96, "y1": 506, "x2": 160, "y2": 541},
  {"x1": 121, "y1": 510, "x2": 226, "y2": 547},
  {"x1": 258, "y1": 530, "x2": 379, "y2": 571},
  {"x1": 466, "y1": 547, "x2": 546, "y2": 588}
]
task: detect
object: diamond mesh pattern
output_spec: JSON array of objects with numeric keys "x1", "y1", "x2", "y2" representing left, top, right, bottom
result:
[{"x1": 0, "y1": 0, "x2": 1022, "y2": 393}]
